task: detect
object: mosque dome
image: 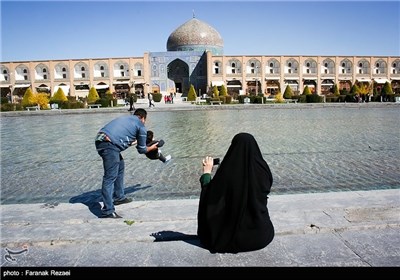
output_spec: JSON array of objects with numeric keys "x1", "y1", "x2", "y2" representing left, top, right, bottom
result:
[{"x1": 166, "y1": 17, "x2": 224, "y2": 55}]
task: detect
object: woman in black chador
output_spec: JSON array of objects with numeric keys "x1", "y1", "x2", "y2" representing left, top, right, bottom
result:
[{"x1": 197, "y1": 132, "x2": 274, "y2": 253}]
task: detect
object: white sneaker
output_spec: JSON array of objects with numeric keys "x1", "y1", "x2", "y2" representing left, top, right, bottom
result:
[{"x1": 164, "y1": 155, "x2": 171, "y2": 163}]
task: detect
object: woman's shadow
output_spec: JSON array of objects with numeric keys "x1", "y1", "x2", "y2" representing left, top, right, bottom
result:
[
  {"x1": 69, "y1": 184, "x2": 151, "y2": 217},
  {"x1": 150, "y1": 230, "x2": 204, "y2": 249}
]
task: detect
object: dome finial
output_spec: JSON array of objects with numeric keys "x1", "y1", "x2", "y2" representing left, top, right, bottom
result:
[{"x1": 192, "y1": 9, "x2": 195, "y2": 18}]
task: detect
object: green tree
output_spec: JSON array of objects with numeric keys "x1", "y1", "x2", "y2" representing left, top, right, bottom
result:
[
  {"x1": 105, "y1": 89, "x2": 113, "y2": 99},
  {"x1": 21, "y1": 88, "x2": 36, "y2": 107},
  {"x1": 381, "y1": 81, "x2": 393, "y2": 95},
  {"x1": 350, "y1": 84, "x2": 360, "y2": 95},
  {"x1": 51, "y1": 87, "x2": 68, "y2": 103},
  {"x1": 87, "y1": 87, "x2": 100, "y2": 104},
  {"x1": 302, "y1": 85, "x2": 312, "y2": 95},
  {"x1": 357, "y1": 83, "x2": 370, "y2": 96},
  {"x1": 36, "y1": 93, "x2": 50, "y2": 109},
  {"x1": 283, "y1": 85, "x2": 293, "y2": 99},
  {"x1": 333, "y1": 84, "x2": 340, "y2": 96},
  {"x1": 212, "y1": 85, "x2": 219, "y2": 98},
  {"x1": 219, "y1": 84, "x2": 227, "y2": 96},
  {"x1": 275, "y1": 91, "x2": 285, "y2": 103},
  {"x1": 187, "y1": 84, "x2": 197, "y2": 101}
]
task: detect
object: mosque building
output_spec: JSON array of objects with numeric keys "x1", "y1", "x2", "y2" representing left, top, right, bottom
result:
[{"x1": 1, "y1": 16, "x2": 399, "y2": 103}]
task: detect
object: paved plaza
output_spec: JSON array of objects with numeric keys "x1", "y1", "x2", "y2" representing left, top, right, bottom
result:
[{"x1": 1, "y1": 101, "x2": 399, "y2": 274}]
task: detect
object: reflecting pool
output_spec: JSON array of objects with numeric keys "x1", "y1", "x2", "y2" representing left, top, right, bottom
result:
[{"x1": 1, "y1": 105, "x2": 399, "y2": 204}]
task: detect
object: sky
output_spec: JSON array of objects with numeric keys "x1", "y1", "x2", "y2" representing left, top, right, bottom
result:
[{"x1": 1, "y1": 0, "x2": 399, "y2": 62}]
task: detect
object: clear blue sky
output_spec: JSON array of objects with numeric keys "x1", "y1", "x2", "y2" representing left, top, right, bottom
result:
[{"x1": 1, "y1": 0, "x2": 399, "y2": 62}]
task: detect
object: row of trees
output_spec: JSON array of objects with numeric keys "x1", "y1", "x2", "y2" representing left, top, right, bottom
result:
[
  {"x1": 185, "y1": 80, "x2": 395, "y2": 105},
  {"x1": 1, "y1": 81, "x2": 396, "y2": 110},
  {"x1": 282, "y1": 81, "x2": 394, "y2": 99},
  {"x1": 1, "y1": 87, "x2": 104, "y2": 111},
  {"x1": 186, "y1": 84, "x2": 228, "y2": 101}
]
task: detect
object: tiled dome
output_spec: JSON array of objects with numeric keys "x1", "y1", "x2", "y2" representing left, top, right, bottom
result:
[{"x1": 167, "y1": 18, "x2": 224, "y2": 55}]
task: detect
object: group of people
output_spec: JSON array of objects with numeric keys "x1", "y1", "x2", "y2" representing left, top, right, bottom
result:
[
  {"x1": 164, "y1": 93, "x2": 174, "y2": 104},
  {"x1": 95, "y1": 109, "x2": 274, "y2": 253}
]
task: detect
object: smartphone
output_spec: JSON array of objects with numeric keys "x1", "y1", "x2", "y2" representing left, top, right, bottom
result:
[{"x1": 213, "y1": 158, "x2": 220, "y2": 165}]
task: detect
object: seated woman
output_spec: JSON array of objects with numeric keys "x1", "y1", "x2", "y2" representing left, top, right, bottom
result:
[{"x1": 197, "y1": 132, "x2": 274, "y2": 253}]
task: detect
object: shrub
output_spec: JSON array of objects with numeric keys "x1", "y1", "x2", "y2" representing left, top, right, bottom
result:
[
  {"x1": 252, "y1": 95, "x2": 264, "y2": 104},
  {"x1": 350, "y1": 84, "x2": 359, "y2": 95},
  {"x1": 1, "y1": 103, "x2": 16, "y2": 111},
  {"x1": 219, "y1": 85, "x2": 227, "y2": 96},
  {"x1": 291, "y1": 95, "x2": 301, "y2": 103},
  {"x1": 325, "y1": 95, "x2": 339, "y2": 103},
  {"x1": 51, "y1": 87, "x2": 68, "y2": 103},
  {"x1": 237, "y1": 95, "x2": 246, "y2": 104},
  {"x1": 381, "y1": 81, "x2": 393, "y2": 95},
  {"x1": 212, "y1": 85, "x2": 219, "y2": 98},
  {"x1": 21, "y1": 88, "x2": 36, "y2": 107},
  {"x1": 283, "y1": 86, "x2": 293, "y2": 99},
  {"x1": 87, "y1": 87, "x2": 100, "y2": 104},
  {"x1": 54, "y1": 88, "x2": 68, "y2": 102},
  {"x1": 333, "y1": 84, "x2": 340, "y2": 96},
  {"x1": 36, "y1": 93, "x2": 50, "y2": 109},
  {"x1": 302, "y1": 86, "x2": 312, "y2": 95},
  {"x1": 187, "y1": 85, "x2": 197, "y2": 101},
  {"x1": 306, "y1": 94, "x2": 323, "y2": 103},
  {"x1": 275, "y1": 91, "x2": 285, "y2": 103},
  {"x1": 152, "y1": 93, "x2": 162, "y2": 102}
]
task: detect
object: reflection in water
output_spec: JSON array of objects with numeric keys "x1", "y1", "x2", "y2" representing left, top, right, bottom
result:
[{"x1": 1, "y1": 107, "x2": 399, "y2": 204}]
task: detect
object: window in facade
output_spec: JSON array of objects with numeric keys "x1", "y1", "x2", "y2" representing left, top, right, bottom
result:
[
  {"x1": 304, "y1": 59, "x2": 317, "y2": 74},
  {"x1": 392, "y1": 60, "x2": 400, "y2": 74},
  {"x1": 285, "y1": 59, "x2": 299, "y2": 74},
  {"x1": 213, "y1": 61, "x2": 221, "y2": 74},
  {"x1": 339, "y1": 59, "x2": 352, "y2": 74},
  {"x1": 357, "y1": 60, "x2": 369, "y2": 75},
  {"x1": 374, "y1": 60, "x2": 386, "y2": 74}
]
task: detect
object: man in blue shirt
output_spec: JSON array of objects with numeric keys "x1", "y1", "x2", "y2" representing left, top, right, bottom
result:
[{"x1": 95, "y1": 108, "x2": 159, "y2": 218}]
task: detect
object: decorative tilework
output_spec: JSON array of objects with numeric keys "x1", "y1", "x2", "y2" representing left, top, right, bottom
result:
[{"x1": 167, "y1": 18, "x2": 224, "y2": 55}]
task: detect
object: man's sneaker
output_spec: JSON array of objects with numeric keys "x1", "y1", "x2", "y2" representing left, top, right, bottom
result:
[
  {"x1": 164, "y1": 155, "x2": 171, "y2": 163},
  {"x1": 113, "y1": 197, "x2": 133, "y2": 205},
  {"x1": 101, "y1": 212, "x2": 122, "y2": 219}
]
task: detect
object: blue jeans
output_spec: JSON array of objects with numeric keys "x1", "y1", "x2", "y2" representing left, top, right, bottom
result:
[{"x1": 95, "y1": 141, "x2": 127, "y2": 215}]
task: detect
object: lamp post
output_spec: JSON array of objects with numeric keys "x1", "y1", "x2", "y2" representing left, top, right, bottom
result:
[
  {"x1": 8, "y1": 85, "x2": 13, "y2": 103},
  {"x1": 255, "y1": 66, "x2": 259, "y2": 95},
  {"x1": 255, "y1": 78, "x2": 258, "y2": 95}
]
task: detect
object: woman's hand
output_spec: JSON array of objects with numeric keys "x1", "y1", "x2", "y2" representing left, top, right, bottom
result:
[{"x1": 202, "y1": 156, "x2": 214, "y2": 174}]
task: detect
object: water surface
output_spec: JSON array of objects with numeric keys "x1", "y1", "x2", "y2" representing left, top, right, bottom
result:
[{"x1": 1, "y1": 106, "x2": 399, "y2": 204}]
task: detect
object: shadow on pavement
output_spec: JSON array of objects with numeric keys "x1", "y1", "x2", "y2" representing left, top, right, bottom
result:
[
  {"x1": 150, "y1": 230, "x2": 203, "y2": 248},
  {"x1": 69, "y1": 184, "x2": 152, "y2": 217}
]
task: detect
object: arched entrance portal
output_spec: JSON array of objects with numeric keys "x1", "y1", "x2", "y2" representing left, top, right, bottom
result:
[
  {"x1": 303, "y1": 79, "x2": 317, "y2": 94},
  {"x1": 227, "y1": 80, "x2": 242, "y2": 99},
  {"x1": 168, "y1": 59, "x2": 189, "y2": 95}
]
